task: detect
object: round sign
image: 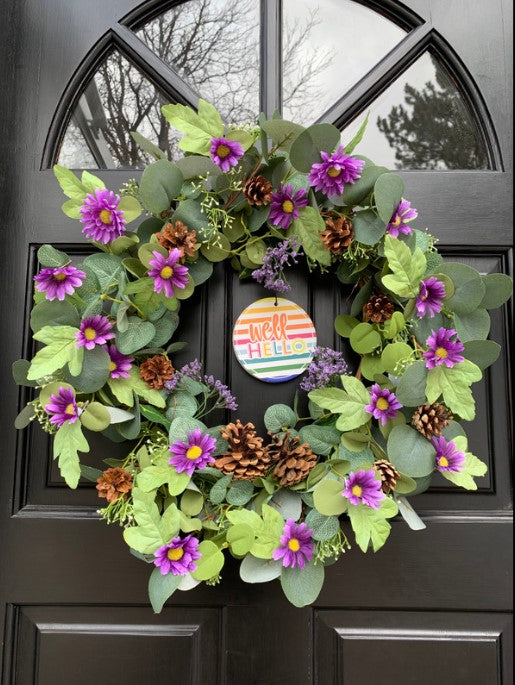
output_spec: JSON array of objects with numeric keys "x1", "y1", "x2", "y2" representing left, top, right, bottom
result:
[{"x1": 232, "y1": 297, "x2": 317, "y2": 383}]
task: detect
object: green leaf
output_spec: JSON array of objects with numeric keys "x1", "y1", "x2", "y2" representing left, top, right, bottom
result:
[
  {"x1": 140, "y1": 404, "x2": 171, "y2": 430},
  {"x1": 118, "y1": 195, "x2": 142, "y2": 223},
  {"x1": 246, "y1": 240, "x2": 267, "y2": 265},
  {"x1": 396, "y1": 496, "x2": 427, "y2": 529},
  {"x1": 340, "y1": 159, "x2": 388, "y2": 206},
  {"x1": 280, "y1": 560, "x2": 324, "y2": 607},
  {"x1": 479, "y1": 273, "x2": 513, "y2": 309},
  {"x1": 394, "y1": 472, "x2": 418, "y2": 495},
  {"x1": 387, "y1": 424, "x2": 436, "y2": 477},
  {"x1": 200, "y1": 233, "x2": 231, "y2": 262},
  {"x1": 425, "y1": 360, "x2": 482, "y2": 420},
  {"x1": 313, "y1": 478, "x2": 346, "y2": 516},
  {"x1": 347, "y1": 502, "x2": 393, "y2": 552},
  {"x1": 383, "y1": 311, "x2": 405, "y2": 339},
  {"x1": 227, "y1": 524, "x2": 255, "y2": 556},
  {"x1": 382, "y1": 235, "x2": 426, "y2": 298},
  {"x1": 349, "y1": 322, "x2": 382, "y2": 353},
  {"x1": 454, "y1": 309, "x2": 491, "y2": 342},
  {"x1": 148, "y1": 567, "x2": 182, "y2": 613},
  {"x1": 291, "y1": 207, "x2": 331, "y2": 266},
  {"x1": 226, "y1": 480, "x2": 254, "y2": 506},
  {"x1": 14, "y1": 404, "x2": 36, "y2": 429},
  {"x1": 439, "y1": 452, "x2": 487, "y2": 490},
  {"x1": 148, "y1": 311, "x2": 179, "y2": 347},
  {"x1": 169, "y1": 416, "x2": 206, "y2": 443},
  {"x1": 63, "y1": 345, "x2": 110, "y2": 393},
  {"x1": 340, "y1": 375, "x2": 370, "y2": 403},
  {"x1": 188, "y1": 256, "x2": 213, "y2": 286},
  {"x1": 130, "y1": 130, "x2": 167, "y2": 160},
  {"x1": 116, "y1": 316, "x2": 156, "y2": 354},
  {"x1": 261, "y1": 119, "x2": 304, "y2": 151},
  {"x1": 127, "y1": 367, "x2": 166, "y2": 408},
  {"x1": 80, "y1": 170, "x2": 105, "y2": 193},
  {"x1": 374, "y1": 173, "x2": 404, "y2": 223},
  {"x1": 439, "y1": 263, "x2": 485, "y2": 315},
  {"x1": 395, "y1": 361, "x2": 428, "y2": 407},
  {"x1": 83, "y1": 253, "x2": 124, "y2": 291},
  {"x1": 463, "y1": 340, "x2": 501, "y2": 370},
  {"x1": 137, "y1": 463, "x2": 190, "y2": 496},
  {"x1": 361, "y1": 354, "x2": 386, "y2": 381},
  {"x1": 289, "y1": 123, "x2": 341, "y2": 172},
  {"x1": 80, "y1": 401, "x2": 110, "y2": 432},
  {"x1": 264, "y1": 404, "x2": 297, "y2": 433},
  {"x1": 251, "y1": 504, "x2": 284, "y2": 560},
  {"x1": 239, "y1": 554, "x2": 282, "y2": 583},
  {"x1": 162, "y1": 99, "x2": 224, "y2": 154},
  {"x1": 381, "y1": 342, "x2": 413, "y2": 374},
  {"x1": 172, "y1": 199, "x2": 211, "y2": 238},
  {"x1": 53, "y1": 165, "x2": 87, "y2": 200},
  {"x1": 343, "y1": 113, "x2": 369, "y2": 154},
  {"x1": 298, "y1": 424, "x2": 340, "y2": 456},
  {"x1": 30, "y1": 299, "x2": 79, "y2": 332},
  {"x1": 105, "y1": 406, "x2": 135, "y2": 424},
  {"x1": 270, "y1": 490, "x2": 303, "y2": 520},
  {"x1": 37, "y1": 244, "x2": 70, "y2": 268},
  {"x1": 209, "y1": 475, "x2": 232, "y2": 505},
  {"x1": 53, "y1": 421, "x2": 89, "y2": 488},
  {"x1": 166, "y1": 391, "x2": 198, "y2": 422},
  {"x1": 124, "y1": 490, "x2": 180, "y2": 554},
  {"x1": 352, "y1": 209, "x2": 386, "y2": 245},
  {"x1": 308, "y1": 387, "x2": 349, "y2": 414},
  {"x1": 305, "y1": 509, "x2": 340, "y2": 541},
  {"x1": 334, "y1": 314, "x2": 359, "y2": 338},
  {"x1": 27, "y1": 325, "x2": 78, "y2": 379},
  {"x1": 108, "y1": 376, "x2": 135, "y2": 407},
  {"x1": 12, "y1": 359, "x2": 38, "y2": 387},
  {"x1": 139, "y1": 159, "x2": 183, "y2": 214},
  {"x1": 191, "y1": 540, "x2": 225, "y2": 581},
  {"x1": 180, "y1": 488, "x2": 204, "y2": 516},
  {"x1": 175, "y1": 155, "x2": 221, "y2": 179}
]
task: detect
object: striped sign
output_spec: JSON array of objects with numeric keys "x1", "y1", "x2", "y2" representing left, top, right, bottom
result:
[{"x1": 232, "y1": 298, "x2": 317, "y2": 383}]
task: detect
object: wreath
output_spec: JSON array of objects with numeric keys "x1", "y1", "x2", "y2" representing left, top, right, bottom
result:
[{"x1": 14, "y1": 100, "x2": 512, "y2": 611}]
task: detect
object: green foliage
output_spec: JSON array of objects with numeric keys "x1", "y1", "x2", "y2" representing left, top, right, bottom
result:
[
  {"x1": 298, "y1": 424, "x2": 340, "y2": 456},
  {"x1": 343, "y1": 113, "x2": 369, "y2": 154},
  {"x1": 425, "y1": 360, "x2": 482, "y2": 420},
  {"x1": 352, "y1": 209, "x2": 386, "y2": 245},
  {"x1": 191, "y1": 540, "x2": 225, "y2": 580},
  {"x1": 80, "y1": 402, "x2": 110, "y2": 432},
  {"x1": 291, "y1": 207, "x2": 331, "y2": 266},
  {"x1": 387, "y1": 424, "x2": 436, "y2": 477},
  {"x1": 438, "y1": 437, "x2": 487, "y2": 490},
  {"x1": 37, "y1": 244, "x2": 70, "y2": 268},
  {"x1": 349, "y1": 322, "x2": 382, "y2": 353},
  {"x1": 289, "y1": 123, "x2": 341, "y2": 172},
  {"x1": 280, "y1": 559, "x2": 325, "y2": 607},
  {"x1": 148, "y1": 567, "x2": 182, "y2": 613},
  {"x1": 139, "y1": 160, "x2": 183, "y2": 214},
  {"x1": 479, "y1": 273, "x2": 513, "y2": 309},
  {"x1": 439, "y1": 262, "x2": 485, "y2": 314},
  {"x1": 313, "y1": 478, "x2": 347, "y2": 516},
  {"x1": 239, "y1": 554, "x2": 282, "y2": 583},
  {"x1": 123, "y1": 490, "x2": 180, "y2": 554},
  {"x1": 64, "y1": 346, "x2": 110, "y2": 392},
  {"x1": 382, "y1": 235, "x2": 426, "y2": 298},
  {"x1": 30, "y1": 299, "x2": 79, "y2": 332},
  {"x1": 53, "y1": 421, "x2": 89, "y2": 488},
  {"x1": 261, "y1": 118, "x2": 304, "y2": 151},
  {"x1": 264, "y1": 404, "x2": 297, "y2": 433},
  {"x1": 116, "y1": 317, "x2": 156, "y2": 354},
  {"x1": 347, "y1": 497, "x2": 397, "y2": 552},
  {"x1": 28, "y1": 325, "x2": 78, "y2": 379},
  {"x1": 374, "y1": 173, "x2": 404, "y2": 223},
  {"x1": 463, "y1": 340, "x2": 501, "y2": 370},
  {"x1": 162, "y1": 99, "x2": 224, "y2": 154}
]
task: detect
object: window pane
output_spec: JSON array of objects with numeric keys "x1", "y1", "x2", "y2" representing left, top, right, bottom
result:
[
  {"x1": 341, "y1": 53, "x2": 490, "y2": 169},
  {"x1": 282, "y1": 0, "x2": 406, "y2": 124},
  {"x1": 135, "y1": 0, "x2": 260, "y2": 124},
  {"x1": 57, "y1": 51, "x2": 179, "y2": 169}
]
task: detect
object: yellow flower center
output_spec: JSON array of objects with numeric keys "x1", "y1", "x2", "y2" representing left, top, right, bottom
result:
[
  {"x1": 392, "y1": 215, "x2": 401, "y2": 226},
  {"x1": 167, "y1": 547, "x2": 184, "y2": 561},
  {"x1": 109, "y1": 361, "x2": 117, "y2": 372},
  {"x1": 54, "y1": 272, "x2": 67, "y2": 281},
  {"x1": 282, "y1": 200, "x2": 294, "y2": 213},
  {"x1": 327, "y1": 166, "x2": 341, "y2": 178},
  {"x1": 216, "y1": 144, "x2": 230, "y2": 158},
  {"x1": 160, "y1": 266, "x2": 174, "y2": 279},
  {"x1": 376, "y1": 397, "x2": 389, "y2": 411},
  {"x1": 436, "y1": 347, "x2": 448, "y2": 359},
  {"x1": 84, "y1": 327, "x2": 97, "y2": 341},
  {"x1": 99, "y1": 209, "x2": 112, "y2": 224},
  {"x1": 351, "y1": 485, "x2": 363, "y2": 497},
  {"x1": 64, "y1": 403, "x2": 76, "y2": 416},
  {"x1": 288, "y1": 538, "x2": 300, "y2": 552},
  {"x1": 186, "y1": 445, "x2": 203, "y2": 460},
  {"x1": 438, "y1": 456, "x2": 449, "y2": 468}
]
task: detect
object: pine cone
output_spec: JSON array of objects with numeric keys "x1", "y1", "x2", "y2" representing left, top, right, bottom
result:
[
  {"x1": 96, "y1": 467, "x2": 133, "y2": 503},
  {"x1": 156, "y1": 220, "x2": 197, "y2": 261},
  {"x1": 412, "y1": 402, "x2": 453, "y2": 439},
  {"x1": 266, "y1": 431, "x2": 318, "y2": 487},
  {"x1": 243, "y1": 175, "x2": 273, "y2": 206},
  {"x1": 139, "y1": 355, "x2": 174, "y2": 390},
  {"x1": 373, "y1": 459, "x2": 400, "y2": 494},
  {"x1": 363, "y1": 293, "x2": 395, "y2": 323},
  {"x1": 215, "y1": 420, "x2": 271, "y2": 480},
  {"x1": 320, "y1": 215, "x2": 354, "y2": 254}
]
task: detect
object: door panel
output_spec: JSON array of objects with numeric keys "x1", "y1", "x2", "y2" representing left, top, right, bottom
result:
[{"x1": 0, "y1": 1, "x2": 512, "y2": 683}]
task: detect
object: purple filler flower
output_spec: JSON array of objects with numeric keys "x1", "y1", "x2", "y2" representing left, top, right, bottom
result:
[
  {"x1": 34, "y1": 265, "x2": 86, "y2": 301},
  {"x1": 76, "y1": 315, "x2": 115, "y2": 350},
  {"x1": 252, "y1": 238, "x2": 301, "y2": 293},
  {"x1": 300, "y1": 346, "x2": 349, "y2": 392},
  {"x1": 386, "y1": 199, "x2": 418, "y2": 237},
  {"x1": 308, "y1": 147, "x2": 364, "y2": 197},
  {"x1": 169, "y1": 428, "x2": 216, "y2": 476},
  {"x1": 365, "y1": 384, "x2": 403, "y2": 426},
  {"x1": 433, "y1": 436, "x2": 466, "y2": 472},
  {"x1": 210, "y1": 136, "x2": 244, "y2": 172},
  {"x1": 107, "y1": 345, "x2": 134, "y2": 379},
  {"x1": 416, "y1": 276, "x2": 446, "y2": 318},
  {"x1": 423, "y1": 327, "x2": 464, "y2": 369},
  {"x1": 272, "y1": 519, "x2": 314, "y2": 569},
  {"x1": 148, "y1": 248, "x2": 189, "y2": 298},
  {"x1": 269, "y1": 184, "x2": 309, "y2": 229},
  {"x1": 343, "y1": 469, "x2": 385, "y2": 509},
  {"x1": 153, "y1": 535, "x2": 201, "y2": 576},
  {"x1": 80, "y1": 189, "x2": 126, "y2": 244},
  {"x1": 45, "y1": 386, "x2": 79, "y2": 428}
]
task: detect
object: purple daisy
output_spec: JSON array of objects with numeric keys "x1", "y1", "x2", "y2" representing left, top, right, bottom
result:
[
  {"x1": 153, "y1": 535, "x2": 201, "y2": 576},
  {"x1": 169, "y1": 428, "x2": 217, "y2": 476},
  {"x1": 210, "y1": 136, "x2": 244, "y2": 172},
  {"x1": 76, "y1": 315, "x2": 115, "y2": 350},
  {"x1": 365, "y1": 384, "x2": 403, "y2": 426},
  {"x1": 269, "y1": 184, "x2": 309, "y2": 229},
  {"x1": 416, "y1": 276, "x2": 446, "y2": 318},
  {"x1": 342, "y1": 469, "x2": 385, "y2": 509},
  {"x1": 80, "y1": 188, "x2": 126, "y2": 244},
  {"x1": 272, "y1": 519, "x2": 314, "y2": 569},
  {"x1": 45, "y1": 386, "x2": 79, "y2": 428},
  {"x1": 107, "y1": 345, "x2": 134, "y2": 379},
  {"x1": 34, "y1": 265, "x2": 86, "y2": 301},
  {"x1": 433, "y1": 436, "x2": 466, "y2": 473},
  {"x1": 308, "y1": 146, "x2": 364, "y2": 197},
  {"x1": 423, "y1": 327, "x2": 464, "y2": 369},
  {"x1": 385, "y1": 198, "x2": 418, "y2": 237},
  {"x1": 148, "y1": 248, "x2": 189, "y2": 298}
]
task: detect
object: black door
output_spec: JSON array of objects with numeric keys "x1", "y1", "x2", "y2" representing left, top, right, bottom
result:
[{"x1": 1, "y1": 1, "x2": 512, "y2": 683}]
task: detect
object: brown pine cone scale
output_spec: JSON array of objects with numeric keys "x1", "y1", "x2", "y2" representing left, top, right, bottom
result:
[
  {"x1": 363, "y1": 293, "x2": 395, "y2": 323},
  {"x1": 215, "y1": 420, "x2": 271, "y2": 480},
  {"x1": 373, "y1": 459, "x2": 400, "y2": 494},
  {"x1": 156, "y1": 220, "x2": 197, "y2": 260},
  {"x1": 96, "y1": 467, "x2": 133, "y2": 503},
  {"x1": 412, "y1": 402, "x2": 453, "y2": 439},
  {"x1": 243, "y1": 175, "x2": 273, "y2": 206},
  {"x1": 321, "y1": 215, "x2": 354, "y2": 254},
  {"x1": 139, "y1": 355, "x2": 174, "y2": 390},
  {"x1": 266, "y1": 431, "x2": 318, "y2": 487}
]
